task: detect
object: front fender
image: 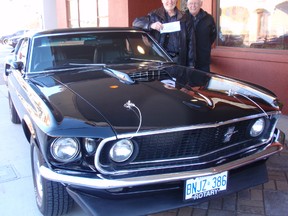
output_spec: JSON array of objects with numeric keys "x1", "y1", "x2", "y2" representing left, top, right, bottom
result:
[{"x1": 22, "y1": 114, "x2": 36, "y2": 143}]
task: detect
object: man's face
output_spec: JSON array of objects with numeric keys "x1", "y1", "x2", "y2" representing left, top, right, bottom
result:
[
  {"x1": 187, "y1": 0, "x2": 202, "y2": 16},
  {"x1": 161, "y1": 0, "x2": 178, "y2": 11}
]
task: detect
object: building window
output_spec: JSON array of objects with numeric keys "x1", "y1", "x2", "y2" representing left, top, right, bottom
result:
[
  {"x1": 218, "y1": 0, "x2": 288, "y2": 50},
  {"x1": 67, "y1": 0, "x2": 108, "y2": 28}
]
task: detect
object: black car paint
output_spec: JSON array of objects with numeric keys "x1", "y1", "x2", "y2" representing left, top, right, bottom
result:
[
  {"x1": 25, "y1": 65, "x2": 278, "y2": 136},
  {"x1": 5, "y1": 28, "x2": 285, "y2": 216}
]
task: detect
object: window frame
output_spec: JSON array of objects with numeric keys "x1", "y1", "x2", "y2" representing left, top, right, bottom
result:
[{"x1": 66, "y1": 0, "x2": 108, "y2": 28}]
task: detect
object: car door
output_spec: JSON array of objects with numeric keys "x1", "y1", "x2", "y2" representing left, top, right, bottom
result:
[{"x1": 7, "y1": 37, "x2": 32, "y2": 121}]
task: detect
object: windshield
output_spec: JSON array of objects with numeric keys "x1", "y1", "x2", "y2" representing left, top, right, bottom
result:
[{"x1": 29, "y1": 31, "x2": 172, "y2": 72}]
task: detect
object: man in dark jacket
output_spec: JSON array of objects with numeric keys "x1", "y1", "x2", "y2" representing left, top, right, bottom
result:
[
  {"x1": 132, "y1": 0, "x2": 195, "y2": 67},
  {"x1": 186, "y1": 0, "x2": 217, "y2": 72}
]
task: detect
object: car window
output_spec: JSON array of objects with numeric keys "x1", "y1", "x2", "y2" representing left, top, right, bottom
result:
[{"x1": 29, "y1": 32, "x2": 171, "y2": 72}]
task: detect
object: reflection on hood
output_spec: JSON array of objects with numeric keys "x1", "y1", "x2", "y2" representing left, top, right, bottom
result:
[{"x1": 164, "y1": 65, "x2": 211, "y2": 90}]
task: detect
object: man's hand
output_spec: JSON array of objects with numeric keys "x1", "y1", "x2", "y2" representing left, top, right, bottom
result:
[{"x1": 150, "y1": 22, "x2": 163, "y2": 32}]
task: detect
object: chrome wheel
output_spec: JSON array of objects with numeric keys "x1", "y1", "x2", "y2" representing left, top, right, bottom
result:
[{"x1": 32, "y1": 145, "x2": 44, "y2": 205}]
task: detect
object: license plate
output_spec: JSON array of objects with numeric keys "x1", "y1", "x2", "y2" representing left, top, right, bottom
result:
[{"x1": 184, "y1": 171, "x2": 228, "y2": 200}]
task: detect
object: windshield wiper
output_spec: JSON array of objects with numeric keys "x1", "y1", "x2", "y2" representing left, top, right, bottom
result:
[{"x1": 127, "y1": 57, "x2": 174, "y2": 65}]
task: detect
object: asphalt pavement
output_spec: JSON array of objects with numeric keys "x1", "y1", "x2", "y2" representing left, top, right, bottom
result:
[{"x1": 0, "y1": 44, "x2": 287, "y2": 216}]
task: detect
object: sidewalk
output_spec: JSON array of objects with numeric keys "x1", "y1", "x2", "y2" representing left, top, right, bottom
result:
[{"x1": 0, "y1": 84, "x2": 287, "y2": 216}]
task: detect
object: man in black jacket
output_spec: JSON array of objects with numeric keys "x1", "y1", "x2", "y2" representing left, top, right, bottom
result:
[
  {"x1": 186, "y1": 0, "x2": 217, "y2": 72},
  {"x1": 132, "y1": 0, "x2": 195, "y2": 67}
]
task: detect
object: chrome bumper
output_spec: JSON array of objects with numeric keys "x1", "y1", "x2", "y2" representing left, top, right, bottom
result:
[{"x1": 40, "y1": 129, "x2": 285, "y2": 190}]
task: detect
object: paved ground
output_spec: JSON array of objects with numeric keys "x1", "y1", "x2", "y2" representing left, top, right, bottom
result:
[{"x1": 0, "y1": 44, "x2": 287, "y2": 215}]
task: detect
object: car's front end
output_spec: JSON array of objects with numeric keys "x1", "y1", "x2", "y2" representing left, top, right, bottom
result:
[
  {"x1": 5, "y1": 28, "x2": 286, "y2": 216},
  {"x1": 34, "y1": 65, "x2": 285, "y2": 216},
  {"x1": 40, "y1": 117, "x2": 284, "y2": 216}
]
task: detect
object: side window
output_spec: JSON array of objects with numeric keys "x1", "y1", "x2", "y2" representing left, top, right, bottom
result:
[{"x1": 16, "y1": 39, "x2": 29, "y2": 69}]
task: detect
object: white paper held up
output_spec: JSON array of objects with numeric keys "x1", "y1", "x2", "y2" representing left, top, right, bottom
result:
[{"x1": 160, "y1": 21, "x2": 181, "y2": 34}]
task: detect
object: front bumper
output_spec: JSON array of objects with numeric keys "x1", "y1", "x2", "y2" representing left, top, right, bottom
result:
[
  {"x1": 68, "y1": 160, "x2": 269, "y2": 216},
  {"x1": 40, "y1": 129, "x2": 285, "y2": 190}
]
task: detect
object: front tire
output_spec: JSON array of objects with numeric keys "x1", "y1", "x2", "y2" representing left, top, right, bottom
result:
[{"x1": 31, "y1": 141, "x2": 74, "y2": 216}]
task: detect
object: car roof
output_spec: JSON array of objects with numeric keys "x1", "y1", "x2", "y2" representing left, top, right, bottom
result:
[{"x1": 29, "y1": 27, "x2": 141, "y2": 38}]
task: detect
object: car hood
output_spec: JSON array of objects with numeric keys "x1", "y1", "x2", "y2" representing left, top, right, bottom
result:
[{"x1": 30, "y1": 64, "x2": 280, "y2": 135}]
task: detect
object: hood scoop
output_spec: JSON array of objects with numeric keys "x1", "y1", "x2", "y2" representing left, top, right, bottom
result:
[{"x1": 104, "y1": 67, "x2": 135, "y2": 84}]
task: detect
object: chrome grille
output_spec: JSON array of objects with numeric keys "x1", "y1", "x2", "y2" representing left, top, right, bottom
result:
[
  {"x1": 97, "y1": 116, "x2": 275, "y2": 175},
  {"x1": 129, "y1": 70, "x2": 169, "y2": 81},
  {"x1": 133, "y1": 124, "x2": 248, "y2": 161}
]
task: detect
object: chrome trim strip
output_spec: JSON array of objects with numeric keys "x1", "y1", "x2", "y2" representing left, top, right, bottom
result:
[
  {"x1": 211, "y1": 75, "x2": 278, "y2": 108},
  {"x1": 115, "y1": 112, "x2": 279, "y2": 139},
  {"x1": 40, "y1": 129, "x2": 284, "y2": 189},
  {"x1": 33, "y1": 29, "x2": 140, "y2": 39},
  {"x1": 96, "y1": 141, "x2": 267, "y2": 176},
  {"x1": 94, "y1": 112, "x2": 280, "y2": 175}
]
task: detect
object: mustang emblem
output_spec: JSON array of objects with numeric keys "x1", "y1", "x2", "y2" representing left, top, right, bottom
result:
[{"x1": 223, "y1": 126, "x2": 238, "y2": 143}]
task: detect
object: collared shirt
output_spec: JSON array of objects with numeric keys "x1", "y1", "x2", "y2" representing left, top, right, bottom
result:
[{"x1": 164, "y1": 11, "x2": 179, "y2": 54}]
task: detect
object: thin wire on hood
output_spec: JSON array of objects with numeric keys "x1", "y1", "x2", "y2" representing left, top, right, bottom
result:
[
  {"x1": 123, "y1": 100, "x2": 142, "y2": 139},
  {"x1": 227, "y1": 89, "x2": 269, "y2": 118}
]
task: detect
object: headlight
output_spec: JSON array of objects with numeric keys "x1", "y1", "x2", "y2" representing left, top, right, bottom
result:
[
  {"x1": 84, "y1": 138, "x2": 97, "y2": 155},
  {"x1": 250, "y1": 118, "x2": 265, "y2": 137},
  {"x1": 50, "y1": 138, "x2": 80, "y2": 162},
  {"x1": 109, "y1": 139, "x2": 134, "y2": 163}
]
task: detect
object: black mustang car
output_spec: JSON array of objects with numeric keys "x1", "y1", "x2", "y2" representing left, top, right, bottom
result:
[{"x1": 5, "y1": 27, "x2": 286, "y2": 216}]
